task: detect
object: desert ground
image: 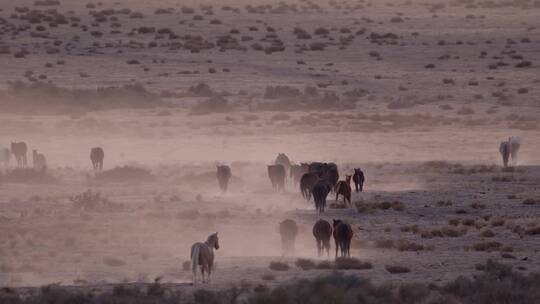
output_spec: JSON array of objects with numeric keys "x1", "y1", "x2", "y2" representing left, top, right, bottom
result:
[{"x1": 0, "y1": 0, "x2": 539, "y2": 302}]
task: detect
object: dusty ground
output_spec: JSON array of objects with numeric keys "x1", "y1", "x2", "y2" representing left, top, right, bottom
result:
[{"x1": 0, "y1": 0, "x2": 539, "y2": 297}]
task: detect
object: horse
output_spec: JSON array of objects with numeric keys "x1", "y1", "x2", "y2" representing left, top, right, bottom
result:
[
  {"x1": 274, "y1": 153, "x2": 291, "y2": 175},
  {"x1": 279, "y1": 219, "x2": 298, "y2": 257},
  {"x1": 352, "y1": 168, "x2": 365, "y2": 192},
  {"x1": 499, "y1": 141, "x2": 510, "y2": 167},
  {"x1": 32, "y1": 150, "x2": 47, "y2": 172},
  {"x1": 0, "y1": 146, "x2": 9, "y2": 167},
  {"x1": 90, "y1": 147, "x2": 104, "y2": 171},
  {"x1": 326, "y1": 168, "x2": 339, "y2": 192},
  {"x1": 308, "y1": 162, "x2": 339, "y2": 191},
  {"x1": 335, "y1": 175, "x2": 352, "y2": 206},
  {"x1": 190, "y1": 232, "x2": 219, "y2": 284},
  {"x1": 313, "y1": 219, "x2": 332, "y2": 258},
  {"x1": 268, "y1": 164, "x2": 286, "y2": 192},
  {"x1": 508, "y1": 136, "x2": 521, "y2": 166},
  {"x1": 290, "y1": 163, "x2": 308, "y2": 185},
  {"x1": 333, "y1": 219, "x2": 353, "y2": 258},
  {"x1": 312, "y1": 179, "x2": 331, "y2": 214},
  {"x1": 300, "y1": 172, "x2": 319, "y2": 200},
  {"x1": 11, "y1": 142, "x2": 27, "y2": 168},
  {"x1": 216, "y1": 165, "x2": 232, "y2": 192}
]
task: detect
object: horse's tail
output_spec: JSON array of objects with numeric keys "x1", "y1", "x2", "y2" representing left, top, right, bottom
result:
[{"x1": 191, "y1": 245, "x2": 200, "y2": 274}]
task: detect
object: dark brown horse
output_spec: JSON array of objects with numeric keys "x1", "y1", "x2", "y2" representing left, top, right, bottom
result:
[
  {"x1": 191, "y1": 232, "x2": 219, "y2": 284},
  {"x1": 32, "y1": 149, "x2": 47, "y2": 172},
  {"x1": 335, "y1": 175, "x2": 352, "y2": 206},
  {"x1": 313, "y1": 219, "x2": 332, "y2": 258},
  {"x1": 300, "y1": 172, "x2": 318, "y2": 200},
  {"x1": 333, "y1": 219, "x2": 353, "y2": 258},
  {"x1": 312, "y1": 179, "x2": 331, "y2": 214},
  {"x1": 279, "y1": 219, "x2": 298, "y2": 257},
  {"x1": 352, "y1": 168, "x2": 365, "y2": 192},
  {"x1": 90, "y1": 147, "x2": 104, "y2": 171},
  {"x1": 268, "y1": 164, "x2": 286, "y2": 192},
  {"x1": 11, "y1": 142, "x2": 27, "y2": 168},
  {"x1": 216, "y1": 165, "x2": 232, "y2": 192}
]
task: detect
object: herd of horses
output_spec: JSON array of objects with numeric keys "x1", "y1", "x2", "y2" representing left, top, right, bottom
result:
[
  {"x1": 0, "y1": 142, "x2": 105, "y2": 172},
  {"x1": 217, "y1": 153, "x2": 366, "y2": 214}
]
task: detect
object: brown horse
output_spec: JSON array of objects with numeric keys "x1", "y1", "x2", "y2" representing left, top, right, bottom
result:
[
  {"x1": 335, "y1": 175, "x2": 352, "y2": 206},
  {"x1": 333, "y1": 219, "x2": 353, "y2": 258},
  {"x1": 352, "y1": 168, "x2": 365, "y2": 192},
  {"x1": 313, "y1": 219, "x2": 332, "y2": 258},
  {"x1": 190, "y1": 232, "x2": 219, "y2": 284},
  {"x1": 300, "y1": 172, "x2": 318, "y2": 200},
  {"x1": 90, "y1": 147, "x2": 104, "y2": 171},
  {"x1": 279, "y1": 219, "x2": 298, "y2": 257},
  {"x1": 11, "y1": 142, "x2": 27, "y2": 168},
  {"x1": 268, "y1": 164, "x2": 286, "y2": 192},
  {"x1": 312, "y1": 179, "x2": 331, "y2": 214}
]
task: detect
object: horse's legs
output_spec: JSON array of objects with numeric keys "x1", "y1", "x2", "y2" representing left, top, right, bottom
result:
[{"x1": 335, "y1": 239, "x2": 339, "y2": 258}]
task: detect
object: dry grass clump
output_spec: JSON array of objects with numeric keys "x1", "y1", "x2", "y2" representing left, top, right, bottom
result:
[
  {"x1": 70, "y1": 190, "x2": 122, "y2": 212},
  {"x1": 472, "y1": 241, "x2": 513, "y2": 252},
  {"x1": 522, "y1": 198, "x2": 539, "y2": 205},
  {"x1": 269, "y1": 261, "x2": 289, "y2": 271},
  {"x1": 1, "y1": 81, "x2": 161, "y2": 113},
  {"x1": 295, "y1": 258, "x2": 316, "y2": 270},
  {"x1": 0, "y1": 168, "x2": 58, "y2": 184},
  {"x1": 525, "y1": 227, "x2": 540, "y2": 235},
  {"x1": 261, "y1": 273, "x2": 275, "y2": 281},
  {"x1": 397, "y1": 240, "x2": 427, "y2": 251},
  {"x1": 103, "y1": 257, "x2": 126, "y2": 267},
  {"x1": 385, "y1": 265, "x2": 410, "y2": 274},
  {"x1": 355, "y1": 200, "x2": 405, "y2": 213},
  {"x1": 334, "y1": 257, "x2": 372, "y2": 270},
  {"x1": 95, "y1": 166, "x2": 154, "y2": 182}
]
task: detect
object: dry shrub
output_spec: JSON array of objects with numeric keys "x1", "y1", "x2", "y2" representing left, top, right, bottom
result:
[
  {"x1": 334, "y1": 257, "x2": 372, "y2": 270},
  {"x1": 480, "y1": 230, "x2": 495, "y2": 238},
  {"x1": 491, "y1": 218, "x2": 506, "y2": 227},
  {"x1": 525, "y1": 227, "x2": 540, "y2": 235},
  {"x1": 448, "y1": 218, "x2": 460, "y2": 226},
  {"x1": 355, "y1": 200, "x2": 405, "y2": 213},
  {"x1": 295, "y1": 258, "x2": 316, "y2": 270},
  {"x1": 397, "y1": 240, "x2": 426, "y2": 251},
  {"x1": 316, "y1": 260, "x2": 333, "y2": 269},
  {"x1": 70, "y1": 190, "x2": 122, "y2": 212},
  {"x1": 95, "y1": 166, "x2": 154, "y2": 182},
  {"x1": 385, "y1": 265, "x2": 410, "y2": 274},
  {"x1": 472, "y1": 241, "x2": 512, "y2": 252},
  {"x1": 0, "y1": 168, "x2": 58, "y2": 184},
  {"x1": 103, "y1": 257, "x2": 126, "y2": 267},
  {"x1": 269, "y1": 261, "x2": 289, "y2": 271},
  {"x1": 261, "y1": 273, "x2": 275, "y2": 281},
  {"x1": 522, "y1": 198, "x2": 538, "y2": 205},
  {"x1": 375, "y1": 239, "x2": 394, "y2": 249}
]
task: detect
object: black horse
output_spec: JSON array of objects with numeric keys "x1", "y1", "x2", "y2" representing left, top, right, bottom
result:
[
  {"x1": 352, "y1": 168, "x2": 365, "y2": 192},
  {"x1": 312, "y1": 180, "x2": 331, "y2": 214},
  {"x1": 268, "y1": 164, "x2": 286, "y2": 192},
  {"x1": 333, "y1": 219, "x2": 353, "y2": 258},
  {"x1": 313, "y1": 219, "x2": 332, "y2": 257},
  {"x1": 90, "y1": 147, "x2": 104, "y2": 171},
  {"x1": 279, "y1": 219, "x2": 298, "y2": 257},
  {"x1": 300, "y1": 172, "x2": 318, "y2": 200}
]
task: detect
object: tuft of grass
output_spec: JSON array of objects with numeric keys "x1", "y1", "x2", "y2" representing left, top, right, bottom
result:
[
  {"x1": 261, "y1": 274, "x2": 275, "y2": 281},
  {"x1": 385, "y1": 265, "x2": 411, "y2": 274},
  {"x1": 334, "y1": 258, "x2": 372, "y2": 270},
  {"x1": 295, "y1": 259, "x2": 316, "y2": 270},
  {"x1": 269, "y1": 261, "x2": 289, "y2": 271}
]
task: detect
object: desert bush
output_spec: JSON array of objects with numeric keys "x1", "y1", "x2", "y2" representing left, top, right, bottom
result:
[
  {"x1": 95, "y1": 166, "x2": 154, "y2": 182},
  {"x1": 334, "y1": 257, "x2": 372, "y2": 270},
  {"x1": 70, "y1": 190, "x2": 122, "y2": 212},
  {"x1": 269, "y1": 261, "x2": 289, "y2": 271},
  {"x1": 261, "y1": 274, "x2": 275, "y2": 281},
  {"x1": 523, "y1": 198, "x2": 538, "y2": 205},
  {"x1": 103, "y1": 257, "x2": 126, "y2": 267},
  {"x1": 0, "y1": 168, "x2": 58, "y2": 184},
  {"x1": 190, "y1": 95, "x2": 231, "y2": 115},
  {"x1": 316, "y1": 260, "x2": 333, "y2": 269},
  {"x1": 397, "y1": 240, "x2": 426, "y2": 251},
  {"x1": 295, "y1": 258, "x2": 316, "y2": 270},
  {"x1": 385, "y1": 265, "x2": 410, "y2": 274},
  {"x1": 1, "y1": 81, "x2": 161, "y2": 113}
]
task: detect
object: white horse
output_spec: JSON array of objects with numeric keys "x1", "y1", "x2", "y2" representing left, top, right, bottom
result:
[
  {"x1": 190, "y1": 232, "x2": 219, "y2": 284},
  {"x1": 508, "y1": 136, "x2": 521, "y2": 166}
]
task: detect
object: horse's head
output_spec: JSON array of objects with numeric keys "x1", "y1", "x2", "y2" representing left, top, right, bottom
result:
[
  {"x1": 208, "y1": 232, "x2": 219, "y2": 250},
  {"x1": 345, "y1": 175, "x2": 352, "y2": 184}
]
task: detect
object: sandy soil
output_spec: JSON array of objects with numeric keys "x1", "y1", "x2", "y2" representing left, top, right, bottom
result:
[{"x1": 0, "y1": 0, "x2": 539, "y2": 296}]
